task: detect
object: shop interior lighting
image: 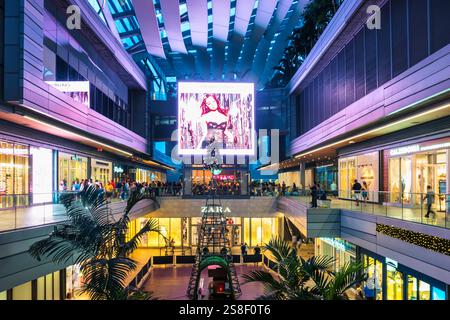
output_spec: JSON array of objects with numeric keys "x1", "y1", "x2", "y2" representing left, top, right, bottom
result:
[
  {"x1": 295, "y1": 103, "x2": 450, "y2": 159},
  {"x1": 23, "y1": 115, "x2": 133, "y2": 157}
]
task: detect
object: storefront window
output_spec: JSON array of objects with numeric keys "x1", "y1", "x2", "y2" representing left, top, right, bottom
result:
[
  {"x1": 362, "y1": 255, "x2": 383, "y2": 300},
  {"x1": 243, "y1": 218, "x2": 250, "y2": 246},
  {"x1": 0, "y1": 291, "x2": 6, "y2": 300},
  {"x1": 58, "y1": 153, "x2": 87, "y2": 191},
  {"x1": 31, "y1": 147, "x2": 53, "y2": 204},
  {"x1": 432, "y1": 287, "x2": 446, "y2": 300},
  {"x1": 12, "y1": 281, "x2": 32, "y2": 300},
  {"x1": 66, "y1": 265, "x2": 84, "y2": 299},
  {"x1": 407, "y1": 275, "x2": 418, "y2": 300},
  {"x1": 0, "y1": 140, "x2": 30, "y2": 208},
  {"x1": 386, "y1": 265, "x2": 403, "y2": 300},
  {"x1": 339, "y1": 153, "x2": 378, "y2": 200},
  {"x1": 91, "y1": 159, "x2": 112, "y2": 185},
  {"x1": 339, "y1": 161, "x2": 348, "y2": 198},
  {"x1": 418, "y1": 281, "x2": 431, "y2": 300}
]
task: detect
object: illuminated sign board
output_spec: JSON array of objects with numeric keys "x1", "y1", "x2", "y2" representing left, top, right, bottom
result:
[
  {"x1": 201, "y1": 206, "x2": 231, "y2": 213},
  {"x1": 46, "y1": 81, "x2": 90, "y2": 108},
  {"x1": 390, "y1": 142, "x2": 450, "y2": 156},
  {"x1": 178, "y1": 82, "x2": 255, "y2": 156}
]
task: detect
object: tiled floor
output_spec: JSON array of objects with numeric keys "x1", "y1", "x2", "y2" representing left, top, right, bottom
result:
[{"x1": 142, "y1": 264, "x2": 266, "y2": 300}]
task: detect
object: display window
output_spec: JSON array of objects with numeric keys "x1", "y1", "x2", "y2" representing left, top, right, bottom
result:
[
  {"x1": 314, "y1": 165, "x2": 337, "y2": 192},
  {"x1": 315, "y1": 238, "x2": 356, "y2": 272},
  {"x1": 339, "y1": 152, "x2": 379, "y2": 201},
  {"x1": 58, "y1": 153, "x2": 87, "y2": 191},
  {"x1": 362, "y1": 255, "x2": 383, "y2": 300},
  {"x1": 91, "y1": 159, "x2": 112, "y2": 185},
  {"x1": 388, "y1": 146, "x2": 448, "y2": 209},
  {"x1": 136, "y1": 168, "x2": 166, "y2": 183},
  {"x1": 386, "y1": 265, "x2": 403, "y2": 300},
  {"x1": 127, "y1": 217, "x2": 182, "y2": 247},
  {"x1": 31, "y1": 147, "x2": 53, "y2": 204},
  {"x1": 0, "y1": 140, "x2": 30, "y2": 209}
]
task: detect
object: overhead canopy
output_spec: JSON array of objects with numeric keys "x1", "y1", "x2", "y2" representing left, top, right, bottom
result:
[{"x1": 101, "y1": 0, "x2": 309, "y2": 88}]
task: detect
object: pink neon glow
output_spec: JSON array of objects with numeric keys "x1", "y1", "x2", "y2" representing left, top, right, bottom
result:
[{"x1": 178, "y1": 82, "x2": 255, "y2": 156}]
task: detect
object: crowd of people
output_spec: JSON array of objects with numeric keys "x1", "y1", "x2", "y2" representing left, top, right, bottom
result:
[
  {"x1": 59, "y1": 178, "x2": 183, "y2": 200},
  {"x1": 192, "y1": 180, "x2": 241, "y2": 195},
  {"x1": 250, "y1": 181, "x2": 300, "y2": 197}
]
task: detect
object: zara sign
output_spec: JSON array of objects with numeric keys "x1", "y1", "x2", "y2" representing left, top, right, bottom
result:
[{"x1": 201, "y1": 206, "x2": 232, "y2": 213}]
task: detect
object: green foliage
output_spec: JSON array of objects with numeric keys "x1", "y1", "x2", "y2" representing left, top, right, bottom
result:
[
  {"x1": 28, "y1": 185, "x2": 160, "y2": 300},
  {"x1": 267, "y1": 0, "x2": 344, "y2": 88},
  {"x1": 242, "y1": 236, "x2": 367, "y2": 300}
]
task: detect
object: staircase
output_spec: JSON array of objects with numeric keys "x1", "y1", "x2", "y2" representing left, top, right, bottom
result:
[{"x1": 186, "y1": 195, "x2": 241, "y2": 299}]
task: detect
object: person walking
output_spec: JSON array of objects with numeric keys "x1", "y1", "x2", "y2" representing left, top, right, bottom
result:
[
  {"x1": 423, "y1": 185, "x2": 436, "y2": 218},
  {"x1": 254, "y1": 244, "x2": 261, "y2": 255},
  {"x1": 310, "y1": 182, "x2": 318, "y2": 208},
  {"x1": 352, "y1": 179, "x2": 362, "y2": 206},
  {"x1": 362, "y1": 181, "x2": 369, "y2": 206},
  {"x1": 330, "y1": 181, "x2": 337, "y2": 198},
  {"x1": 240, "y1": 243, "x2": 248, "y2": 256}
]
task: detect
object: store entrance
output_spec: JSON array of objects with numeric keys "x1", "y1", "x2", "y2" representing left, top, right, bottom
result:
[{"x1": 389, "y1": 149, "x2": 447, "y2": 210}]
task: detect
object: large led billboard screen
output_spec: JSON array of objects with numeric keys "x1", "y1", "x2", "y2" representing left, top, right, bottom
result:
[{"x1": 178, "y1": 82, "x2": 255, "y2": 155}]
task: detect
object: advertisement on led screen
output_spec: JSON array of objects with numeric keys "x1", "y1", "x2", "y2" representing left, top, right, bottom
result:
[
  {"x1": 46, "y1": 81, "x2": 90, "y2": 107},
  {"x1": 178, "y1": 82, "x2": 255, "y2": 155}
]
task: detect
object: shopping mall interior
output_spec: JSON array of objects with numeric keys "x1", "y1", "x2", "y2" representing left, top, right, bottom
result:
[{"x1": 0, "y1": 0, "x2": 449, "y2": 305}]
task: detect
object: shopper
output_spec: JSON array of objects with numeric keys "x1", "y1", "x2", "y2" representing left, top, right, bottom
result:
[
  {"x1": 352, "y1": 179, "x2": 362, "y2": 206},
  {"x1": 330, "y1": 180, "x2": 337, "y2": 197},
  {"x1": 254, "y1": 244, "x2": 261, "y2": 255},
  {"x1": 361, "y1": 181, "x2": 369, "y2": 206},
  {"x1": 310, "y1": 182, "x2": 318, "y2": 208},
  {"x1": 423, "y1": 185, "x2": 436, "y2": 218},
  {"x1": 240, "y1": 243, "x2": 248, "y2": 256}
]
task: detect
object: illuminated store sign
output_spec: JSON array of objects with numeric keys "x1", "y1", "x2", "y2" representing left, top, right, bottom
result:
[
  {"x1": 321, "y1": 238, "x2": 349, "y2": 252},
  {"x1": 46, "y1": 81, "x2": 90, "y2": 107},
  {"x1": 390, "y1": 142, "x2": 450, "y2": 156},
  {"x1": 386, "y1": 257, "x2": 398, "y2": 268},
  {"x1": 201, "y1": 206, "x2": 231, "y2": 213},
  {"x1": 113, "y1": 166, "x2": 124, "y2": 173}
]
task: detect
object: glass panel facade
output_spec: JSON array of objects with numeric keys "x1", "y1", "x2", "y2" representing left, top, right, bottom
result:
[
  {"x1": 12, "y1": 281, "x2": 32, "y2": 300},
  {"x1": 386, "y1": 266, "x2": 403, "y2": 300},
  {"x1": 0, "y1": 140, "x2": 30, "y2": 208},
  {"x1": 31, "y1": 147, "x2": 53, "y2": 204},
  {"x1": 58, "y1": 153, "x2": 87, "y2": 191}
]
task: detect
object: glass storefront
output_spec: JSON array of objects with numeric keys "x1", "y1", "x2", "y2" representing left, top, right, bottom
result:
[
  {"x1": 3, "y1": 270, "x2": 64, "y2": 300},
  {"x1": 90, "y1": 158, "x2": 112, "y2": 185},
  {"x1": 127, "y1": 216, "x2": 281, "y2": 249},
  {"x1": 30, "y1": 147, "x2": 53, "y2": 204},
  {"x1": 388, "y1": 142, "x2": 448, "y2": 208},
  {"x1": 360, "y1": 249, "x2": 447, "y2": 300},
  {"x1": 58, "y1": 152, "x2": 87, "y2": 191},
  {"x1": 339, "y1": 152, "x2": 379, "y2": 201},
  {"x1": 314, "y1": 165, "x2": 337, "y2": 192},
  {"x1": 314, "y1": 238, "x2": 356, "y2": 272},
  {"x1": 136, "y1": 168, "x2": 166, "y2": 184},
  {"x1": 0, "y1": 140, "x2": 30, "y2": 208}
]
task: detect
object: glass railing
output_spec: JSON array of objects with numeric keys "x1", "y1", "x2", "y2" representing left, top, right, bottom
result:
[
  {"x1": 0, "y1": 190, "x2": 159, "y2": 233},
  {"x1": 284, "y1": 189, "x2": 450, "y2": 229}
]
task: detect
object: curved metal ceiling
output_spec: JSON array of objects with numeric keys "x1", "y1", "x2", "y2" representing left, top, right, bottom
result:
[{"x1": 95, "y1": 0, "x2": 307, "y2": 89}]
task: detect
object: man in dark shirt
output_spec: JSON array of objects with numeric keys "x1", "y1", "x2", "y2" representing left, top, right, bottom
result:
[
  {"x1": 310, "y1": 182, "x2": 318, "y2": 208},
  {"x1": 352, "y1": 179, "x2": 362, "y2": 206}
]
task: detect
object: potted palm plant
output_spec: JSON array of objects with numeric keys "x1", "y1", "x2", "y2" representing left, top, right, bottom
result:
[
  {"x1": 28, "y1": 185, "x2": 160, "y2": 300},
  {"x1": 242, "y1": 237, "x2": 367, "y2": 300}
]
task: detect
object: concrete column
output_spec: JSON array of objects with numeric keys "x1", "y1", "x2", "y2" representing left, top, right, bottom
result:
[
  {"x1": 299, "y1": 162, "x2": 306, "y2": 191},
  {"x1": 241, "y1": 170, "x2": 248, "y2": 195},
  {"x1": 184, "y1": 167, "x2": 192, "y2": 195}
]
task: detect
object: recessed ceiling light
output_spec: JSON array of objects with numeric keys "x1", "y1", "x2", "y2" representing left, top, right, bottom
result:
[{"x1": 349, "y1": 140, "x2": 355, "y2": 144}]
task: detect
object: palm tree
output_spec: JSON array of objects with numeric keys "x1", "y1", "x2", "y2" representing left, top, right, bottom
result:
[
  {"x1": 28, "y1": 185, "x2": 160, "y2": 300},
  {"x1": 242, "y1": 237, "x2": 367, "y2": 300}
]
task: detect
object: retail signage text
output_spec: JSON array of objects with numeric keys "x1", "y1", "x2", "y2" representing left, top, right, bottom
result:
[
  {"x1": 390, "y1": 142, "x2": 450, "y2": 156},
  {"x1": 201, "y1": 206, "x2": 231, "y2": 213}
]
